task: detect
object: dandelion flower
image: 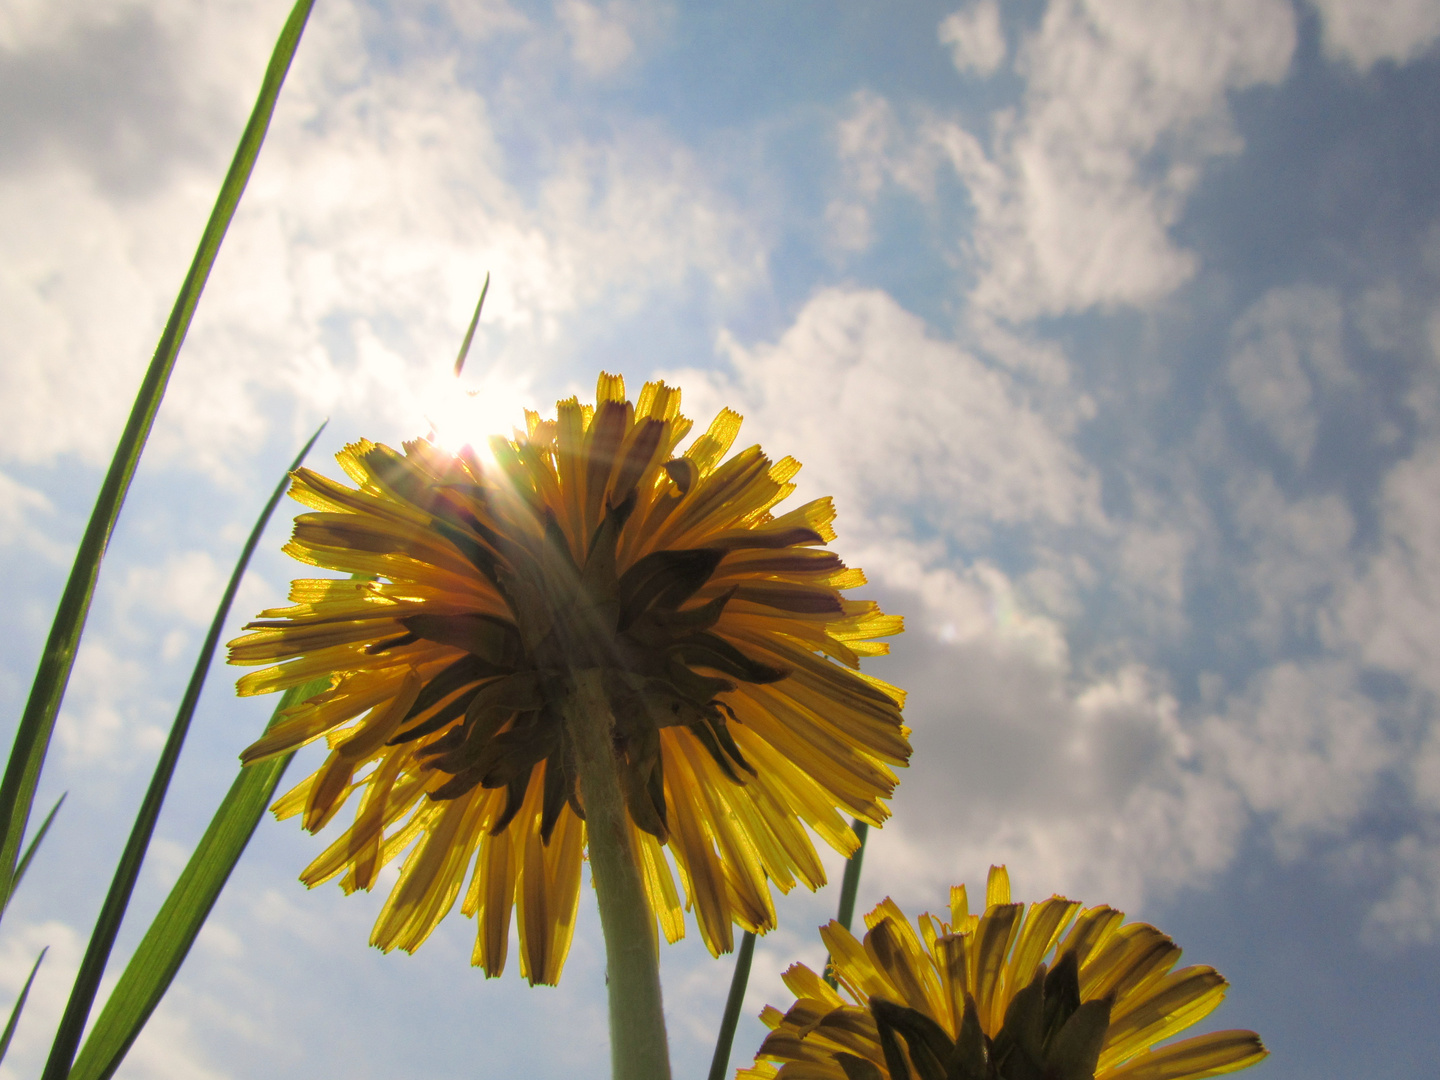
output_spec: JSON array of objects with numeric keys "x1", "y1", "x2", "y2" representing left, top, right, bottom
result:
[
  {"x1": 741, "y1": 866, "x2": 1267, "y2": 1080},
  {"x1": 228, "y1": 373, "x2": 908, "y2": 986}
]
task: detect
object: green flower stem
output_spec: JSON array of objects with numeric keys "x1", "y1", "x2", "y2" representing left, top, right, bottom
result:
[
  {"x1": 825, "y1": 818, "x2": 868, "y2": 989},
  {"x1": 835, "y1": 819, "x2": 868, "y2": 932},
  {"x1": 706, "y1": 929, "x2": 756, "y2": 1080},
  {"x1": 566, "y1": 669, "x2": 672, "y2": 1080}
]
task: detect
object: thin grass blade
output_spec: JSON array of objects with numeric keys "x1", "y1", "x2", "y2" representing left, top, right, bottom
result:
[
  {"x1": 825, "y1": 818, "x2": 868, "y2": 988},
  {"x1": 453, "y1": 271, "x2": 491, "y2": 376},
  {"x1": 4, "y1": 794, "x2": 65, "y2": 919},
  {"x1": 68, "y1": 672, "x2": 330, "y2": 1080},
  {"x1": 0, "y1": 0, "x2": 317, "y2": 913},
  {"x1": 707, "y1": 929, "x2": 757, "y2": 1080},
  {"x1": 41, "y1": 423, "x2": 324, "y2": 1080},
  {"x1": 0, "y1": 947, "x2": 47, "y2": 1065}
]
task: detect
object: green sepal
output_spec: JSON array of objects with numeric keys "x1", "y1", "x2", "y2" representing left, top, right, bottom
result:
[
  {"x1": 668, "y1": 632, "x2": 788, "y2": 684},
  {"x1": 991, "y1": 968, "x2": 1046, "y2": 1080},
  {"x1": 869, "y1": 997, "x2": 954, "y2": 1080},
  {"x1": 1042, "y1": 998, "x2": 1111, "y2": 1080},
  {"x1": 1041, "y1": 950, "x2": 1083, "y2": 1048},
  {"x1": 953, "y1": 993, "x2": 991, "y2": 1080},
  {"x1": 835, "y1": 1053, "x2": 886, "y2": 1080},
  {"x1": 401, "y1": 613, "x2": 520, "y2": 665},
  {"x1": 617, "y1": 547, "x2": 723, "y2": 628}
]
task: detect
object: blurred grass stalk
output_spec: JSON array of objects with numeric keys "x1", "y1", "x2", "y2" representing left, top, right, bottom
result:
[{"x1": 0, "y1": 0, "x2": 317, "y2": 1068}]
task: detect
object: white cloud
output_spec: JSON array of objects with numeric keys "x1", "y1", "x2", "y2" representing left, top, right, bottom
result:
[
  {"x1": 1365, "y1": 833, "x2": 1440, "y2": 944},
  {"x1": 1309, "y1": 0, "x2": 1440, "y2": 72},
  {"x1": 557, "y1": 0, "x2": 657, "y2": 77},
  {"x1": 829, "y1": 0, "x2": 1297, "y2": 318},
  {"x1": 1226, "y1": 285, "x2": 1348, "y2": 466},
  {"x1": 960, "y1": 0, "x2": 1295, "y2": 318},
  {"x1": 0, "y1": 0, "x2": 762, "y2": 479},
  {"x1": 862, "y1": 548, "x2": 1246, "y2": 913},
  {"x1": 0, "y1": 919, "x2": 83, "y2": 1080},
  {"x1": 939, "y1": 1, "x2": 1007, "y2": 77},
  {"x1": 681, "y1": 287, "x2": 1101, "y2": 549},
  {"x1": 827, "y1": 92, "x2": 942, "y2": 254},
  {"x1": 667, "y1": 288, "x2": 1270, "y2": 912},
  {"x1": 0, "y1": 470, "x2": 60, "y2": 560},
  {"x1": 1335, "y1": 437, "x2": 1440, "y2": 696},
  {"x1": 115, "y1": 550, "x2": 226, "y2": 628},
  {"x1": 1229, "y1": 472, "x2": 1355, "y2": 648},
  {"x1": 1204, "y1": 661, "x2": 1395, "y2": 855}
]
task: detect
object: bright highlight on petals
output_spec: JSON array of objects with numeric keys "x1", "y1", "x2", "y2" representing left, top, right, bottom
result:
[
  {"x1": 741, "y1": 866, "x2": 1267, "y2": 1080},
  {"x1": 228, "y1": 372, "x2": 909, "y2": 985}
]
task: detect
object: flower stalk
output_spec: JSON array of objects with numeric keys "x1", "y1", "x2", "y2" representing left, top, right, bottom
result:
[{"x1": 565, "y1": 669, "x2": 672, "y2": 1080}]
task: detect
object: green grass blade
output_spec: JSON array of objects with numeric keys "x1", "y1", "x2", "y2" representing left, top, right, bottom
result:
[
  {"x1": 3, "y1": 793, "x2": 66, "y2": 918},
  {"x1": 67, "y1": 675, "x2": 329, "y2": 1080},
  {"x1": 707, "y1": 929, "x2": 756, "y2": 1080},
  {"x1": 0, "y1": 0, "x2": 317, "y2": 913},
  {"x1": 453, "y1": 271, "x2": 491, "y2": 377},
  {"x1": 0, "y1": 946, "x2": 47, "y2": 1065},
  {"x1": 824, "y1": 818, "x2": 868, "y2": 989},
  {"x1": 41, "y1": 424, "x2": 324, "y2": 1080}
]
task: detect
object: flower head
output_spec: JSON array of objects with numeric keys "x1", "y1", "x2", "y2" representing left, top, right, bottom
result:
[
  {"x1": 228, "y1": 373, "x2": 908, "y2": 984},
  {"x1": 741, "y1": 866, "x2": 1266, "y2": 1080}
]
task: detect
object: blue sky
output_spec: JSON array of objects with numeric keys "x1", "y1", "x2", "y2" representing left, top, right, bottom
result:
[{"x1": 3, "y1": 0, "x2": 1440, "y2": 1077}]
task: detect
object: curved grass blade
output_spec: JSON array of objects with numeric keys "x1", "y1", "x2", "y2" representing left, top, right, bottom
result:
[
  {"x1": 0, "y1": 0, "x2": 318, "y2": 915},
  {"x1": 706, "y1": 929, "x2": 756, "y2": 1080},
  {"x1": 41, "y1": 423, "x2": 325, "y2": 1080},
  {"x1": 453, "y1": 271, "x2": 491, "y2": 377},
  {"x1": 69, "y1": 671, "x2": 332, "y2": 1080},
  {"x1": 825, "y1": 818, "x2": 868, "y2": 988},
  {"x1": 3, "y1": 794, "x2": 65, "y2": 919},
  {"x1": 0, "y1": 947, "x2": 47, "y2": 1065},
  {"x1": 68, "y1": 679, "x2": 325, "y2": 1080}
]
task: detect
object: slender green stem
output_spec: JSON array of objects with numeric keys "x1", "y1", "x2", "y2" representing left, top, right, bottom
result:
[
  {"x1": 707, "y1": 929, "x2": 756, "y2": 1080},
  {"x1": 835, "y1": 819, "x2": 868, "y2": 932},
  {"x1": 825, "y1": 819, "x2": 868, "y2": 989},
  {"x1": 565, "y1": 669, "x2": 672, "y2": 1080}
]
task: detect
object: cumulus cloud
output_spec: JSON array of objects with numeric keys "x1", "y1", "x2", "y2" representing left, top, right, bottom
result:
[
  {"x1": 862, "y1": 551, "x2": 1246, "y2": 913},
  {"x1": 836, "y1": 0, "x2": 1296, "y2": 318},
  {"x1": 1309, "y1": 0, "x2": 1440, "y2": 73},
  {"x1": 0, "y1": 469, "x2": 60, "y2": 560},
  {"x1": 666, "y1": 287, "x2": 1262, "y2": 911},
  {"x1": 1229, "y1": 473, "x2": 1355, "y2": 649},
  {"x1": 679, "y1": 287, "x2": 1101, "y2": 550},
  {"x1": 557, "y1": 0, "x2": 663, "y2": 78},
  {"x1": 955, "y1": 0, "x2": 1296, "y2": 318},
  {"x1": 0, "y1": 0, "x2": 762, "y2": 477},
  {"x1": 1226, "y1": 285, "x2": 1349, "y2": 467},
  {"x1": 939, "y1": 1, "x2": 1007, "y2": 77},
  {"x1": 0, "y1": 919, "x2": 84, "y2": 1080},
  {"x1": 1335, "y1": 437, "x2": 1440, "y2": 697},
  {"x1": 1204, "y1": 661, "x2": 1396, "y2": 856}
]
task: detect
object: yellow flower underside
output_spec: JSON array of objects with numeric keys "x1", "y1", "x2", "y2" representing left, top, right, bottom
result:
[
  {"x1": 228, "y1": 373, "x2": 909, "y2": 985},
  {"x1": 740, "y1": 867, "x2": 1267, "y2": 1080}
]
